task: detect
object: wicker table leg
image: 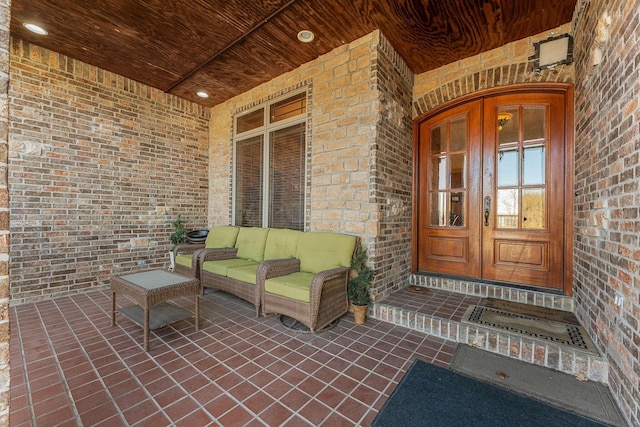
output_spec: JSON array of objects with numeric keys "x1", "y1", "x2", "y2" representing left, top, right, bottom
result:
[
  {"x1": 143, "y1": 306, "x2": 150, "y2": 352},
  {"x1": 195, "y1": 294, "x2": 200, "y2": 331},
  {"x1": 111, "y1": 291, "x2": 116, "y2": 327}
]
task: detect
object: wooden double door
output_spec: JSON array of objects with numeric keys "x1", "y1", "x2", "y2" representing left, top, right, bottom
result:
[{"x1": 414, "y1": 88, "x2": 571, "y2": 291}]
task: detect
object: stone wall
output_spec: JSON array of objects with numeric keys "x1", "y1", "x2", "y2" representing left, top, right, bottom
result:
[
  {"x1": 209, "y1": 33, "x2": 379, "y2": 236},
  {"x1": 572, "y1": 0, "x2": 639, "y2": 424},
  {"x1": 0, "y1": 1, "x2": 10, "y2": 424},
  {"x1": 209, "y1": 31, "x2": 414, "y2": 299},
  {"x1": 8, "y1": 40, "x2": 210, "y2": 304}
]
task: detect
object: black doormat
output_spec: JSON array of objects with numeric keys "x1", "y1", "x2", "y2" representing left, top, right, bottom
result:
[
  {"x1": 462, "y1": 305, "x2": 599, "y2": 354},
  {"x1": 372, "y1": 359, "x2": 612, "y2": 427}
]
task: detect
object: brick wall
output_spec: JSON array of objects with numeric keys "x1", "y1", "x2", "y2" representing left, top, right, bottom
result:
[
  {"x1": 413, "y1": 24, "x2": 574, "y2": 116},
  {"x1": 572, "y1": 0, "x2": 639, "y2": 424},
  {"x1": 368, "y1": 35, "x2": 414, "y2": 301},
  {"x1": 8, "y1": 40, "x2": 210, "y2": 304},
  {"x1": 0, "y1": 1, "x2": 10, "y2": 424}
]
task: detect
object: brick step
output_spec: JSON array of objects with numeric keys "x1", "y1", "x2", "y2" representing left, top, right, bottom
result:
[{"x1": 370, "y1": 275, "x2": 608, "y2": 384}]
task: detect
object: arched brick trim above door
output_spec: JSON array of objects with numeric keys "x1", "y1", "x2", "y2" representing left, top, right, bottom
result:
[{"x1": 413, "y1": 61, "x2": 574, "y2": 117}]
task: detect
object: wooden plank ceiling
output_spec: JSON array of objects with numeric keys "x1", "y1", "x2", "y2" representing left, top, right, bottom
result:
[{"x1": 10, "y1": 0, "x2": 576, "y2": 107}]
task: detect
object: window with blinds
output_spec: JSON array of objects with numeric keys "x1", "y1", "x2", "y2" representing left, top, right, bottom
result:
[{"x1": 234, "y1": 92, "x2": 306, "y2": 230}]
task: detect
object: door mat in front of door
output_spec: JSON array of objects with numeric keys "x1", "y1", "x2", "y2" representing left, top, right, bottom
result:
[{"x1": 462, "y1": 305, "x2": 599, "y2": 355}]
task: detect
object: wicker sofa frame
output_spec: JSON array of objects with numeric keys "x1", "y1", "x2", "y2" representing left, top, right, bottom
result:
[
  {"x1": 181, "y1": 226, "x2": 356, "y2": 332},
  {"x1": 198, "y1": 247, "x2": 262, "y2": 316},
  {"x1": 172, "y1": 243, "x2": 205, "y2": 277},
  {"x1": 258, "y1": 259, "x2": 351, "y2": 333}
]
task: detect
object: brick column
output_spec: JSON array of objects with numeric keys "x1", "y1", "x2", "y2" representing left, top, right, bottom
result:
[{"x1": 0, "y1": 1, "x2": 10, "y2": 424}]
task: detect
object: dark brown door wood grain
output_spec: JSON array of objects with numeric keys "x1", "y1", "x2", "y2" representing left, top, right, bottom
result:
[
  {"x1": 481, "y1": 92, "x2": 565, "y2": 289},
  {"x1": 416, "y1": 100, "x2": 482, "y2": 277},
  {"x1": 415, "y1": 90, "x2": 568, "y2": 291}
]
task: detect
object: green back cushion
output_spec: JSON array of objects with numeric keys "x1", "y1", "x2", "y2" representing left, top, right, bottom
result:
[
  {"x1": 235, "y1": 227, "x2": 270, "y2": 261},
  {"x1": 296, "y1": 232, "x2": 357, "y2": 274},
  {"x1": 264, "y1": 228, "x2": 302, "y2": 260},
  {"x1": 205, "y1": 226, "x2": 239, "y2": 248},
  {"x1": 175, "y1": 254, "x2": 193, "y2": 268}
]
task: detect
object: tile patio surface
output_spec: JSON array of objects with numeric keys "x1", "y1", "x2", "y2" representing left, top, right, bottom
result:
[{"x1": 9, "y1": 288, "x2": 466, "y2": 426}]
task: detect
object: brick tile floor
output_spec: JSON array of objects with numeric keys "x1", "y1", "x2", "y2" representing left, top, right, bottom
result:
[{"x1": 10, "y1": 288, "x2": 460, "y2": 426}]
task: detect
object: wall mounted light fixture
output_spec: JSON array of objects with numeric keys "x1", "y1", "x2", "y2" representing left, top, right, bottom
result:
[
  {"x1": 497, "y1": 112, "x2": 513, "y2": 131},
  {"x1": 531, "y1": 33, "x2": 574, "y2": 73}
]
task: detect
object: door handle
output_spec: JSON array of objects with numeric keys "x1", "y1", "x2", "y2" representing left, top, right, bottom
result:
[{"x1": 484, "y1": 196, "x2": 491, "y2": 226}]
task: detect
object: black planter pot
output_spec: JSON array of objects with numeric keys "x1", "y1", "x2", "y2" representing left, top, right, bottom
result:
[{"x1": 187, "y1": 229, "x2": 208, "y2": 244}]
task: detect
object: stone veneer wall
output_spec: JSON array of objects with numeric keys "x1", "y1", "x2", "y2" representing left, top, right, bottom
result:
[
  {"x1": 8, "y1": 40, "x2": 210, "y2": 304},
  {"x1": 0, "y1": 1, "x2": 10, "y2": 424},
  {"x1": 209, "y1": 31, "x2": 414, "y2": 299},
  {"x1": 572, "y1": 0, "x2": 639, "y2": 424}
]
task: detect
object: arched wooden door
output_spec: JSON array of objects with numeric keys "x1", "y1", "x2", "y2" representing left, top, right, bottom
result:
[{"x1": 414, "y1": 88, "x2": 570, "y2": 291}]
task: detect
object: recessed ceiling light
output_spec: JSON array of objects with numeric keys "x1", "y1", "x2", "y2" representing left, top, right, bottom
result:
[
  {"x1": 297, "y1": 30, "x2": 314, "y2": 43},
  {"x1": 196, "y1": 90, "x2": 209, "y2": 98},
  {"x1": 23, "y1": 23, "x2": 48, "y2": 35}
]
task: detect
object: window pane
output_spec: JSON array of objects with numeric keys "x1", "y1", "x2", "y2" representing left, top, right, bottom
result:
[
  {"x1": 269, "y1": 123, "x2": 305, "y2": 230},
  {"x1": 237, "y1": 109, "x2": 264, "y2": 134},
  {"x1": 497, "y1": 189, "x2": 519, "y2": 228},
  {"x1": 431, "y1": 156, "x2": 447, "y2": 190},
  {"x1": 235, "y1": 136, "x2": 263, "y2": 227},
  {"x1": 449, "y1": 116, "x2": 466, "y2": 152},
  {"x1": 498, "y1": 147, "x2": 519, "y2": 186},
  {"x1": 497, "y1": 108, "x2": 518, "y2": 146},
  {"x1": 430, "y1": 192, "x2": 447, "y2": 226},
  {"x1": 431, "y1": 123, "x2": 445, "y2": 154},
  {"x1": 523, "y1": 107, "x2": 546, "y2": 142},
  {"x1": 523, "y1": 188, "x2": 545, "y2": 229},
  {"x1": 270, "y1": 93, "x2": 306, "y2": 123},
  {"x1": 450, "y1": 154, "x2": 465, "y2": 189},
  {"x1": 449, "y1": 193, "x2": 464, "y2": 226},
  {"x1": 523, "y1": 145, "x2": 545, "y2": 185}
]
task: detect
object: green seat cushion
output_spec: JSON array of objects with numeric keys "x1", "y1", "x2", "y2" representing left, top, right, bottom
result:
[
  {"x1": 205, "y1": 226, "x2": 240, "y2": 248},
  {"x1": 175, "y1": 254, "x2": 193, "y2": 268},
  {"x1": 202, "y1": 258, "x2": 258, "y2": 276},
  {"x1": 226, "y1": 264, "x2": 260, "y2": 285},
  {"x1": 296, "y1": 232, "x2": 357, "y2": 274},
  {"x1": 264, "y1": 272, "x2": 314, "y2": 303},
  {"x1": 264, "y1": 228, "x2": 302, "y2": 260},
  {"x1": 235, "y1": 227, "x2": 270, "y2": 261}
]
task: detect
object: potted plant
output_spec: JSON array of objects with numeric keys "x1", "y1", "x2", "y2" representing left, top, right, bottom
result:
[
  {"x1": 170, "y1": 213, "x2": 187, "y2": 248},
  {"x1": 348, "y1": 242, "x2": 374, "y2": 324},
  {"x1": 169, "y1": 214, "x2": 187, "y2": 270}
]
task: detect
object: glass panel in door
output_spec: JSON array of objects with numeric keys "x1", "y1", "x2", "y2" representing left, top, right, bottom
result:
[
  {"x1": 428, "y1": 116, "x2": 467, "y2": 228},
  {"x1": 482, "y1": 93, "x2": 565, "y2": 290}
]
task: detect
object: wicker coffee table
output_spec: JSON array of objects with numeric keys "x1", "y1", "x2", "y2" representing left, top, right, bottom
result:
[{"x1": 111, "y1": 269, "x2": 200, "y2": 351}]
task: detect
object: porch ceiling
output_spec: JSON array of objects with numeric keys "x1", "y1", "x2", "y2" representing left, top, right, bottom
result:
[{"x1": 10, "y1": 0, "x2": 576, "y2": 107}]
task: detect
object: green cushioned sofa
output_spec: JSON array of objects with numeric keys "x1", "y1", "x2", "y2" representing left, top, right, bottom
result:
[
  {"x1": 171, "y1": 225, "x2": 239, "y2": 278},
  {"x1": 199, "y1": 227, "x2": 303, "y2": 316},
  {"x1": 195, "y1": 227, "x2": 357, "y2": 330},
  {"x1": 259, "y1": 231, "x2": 357, "y2": 332}
]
